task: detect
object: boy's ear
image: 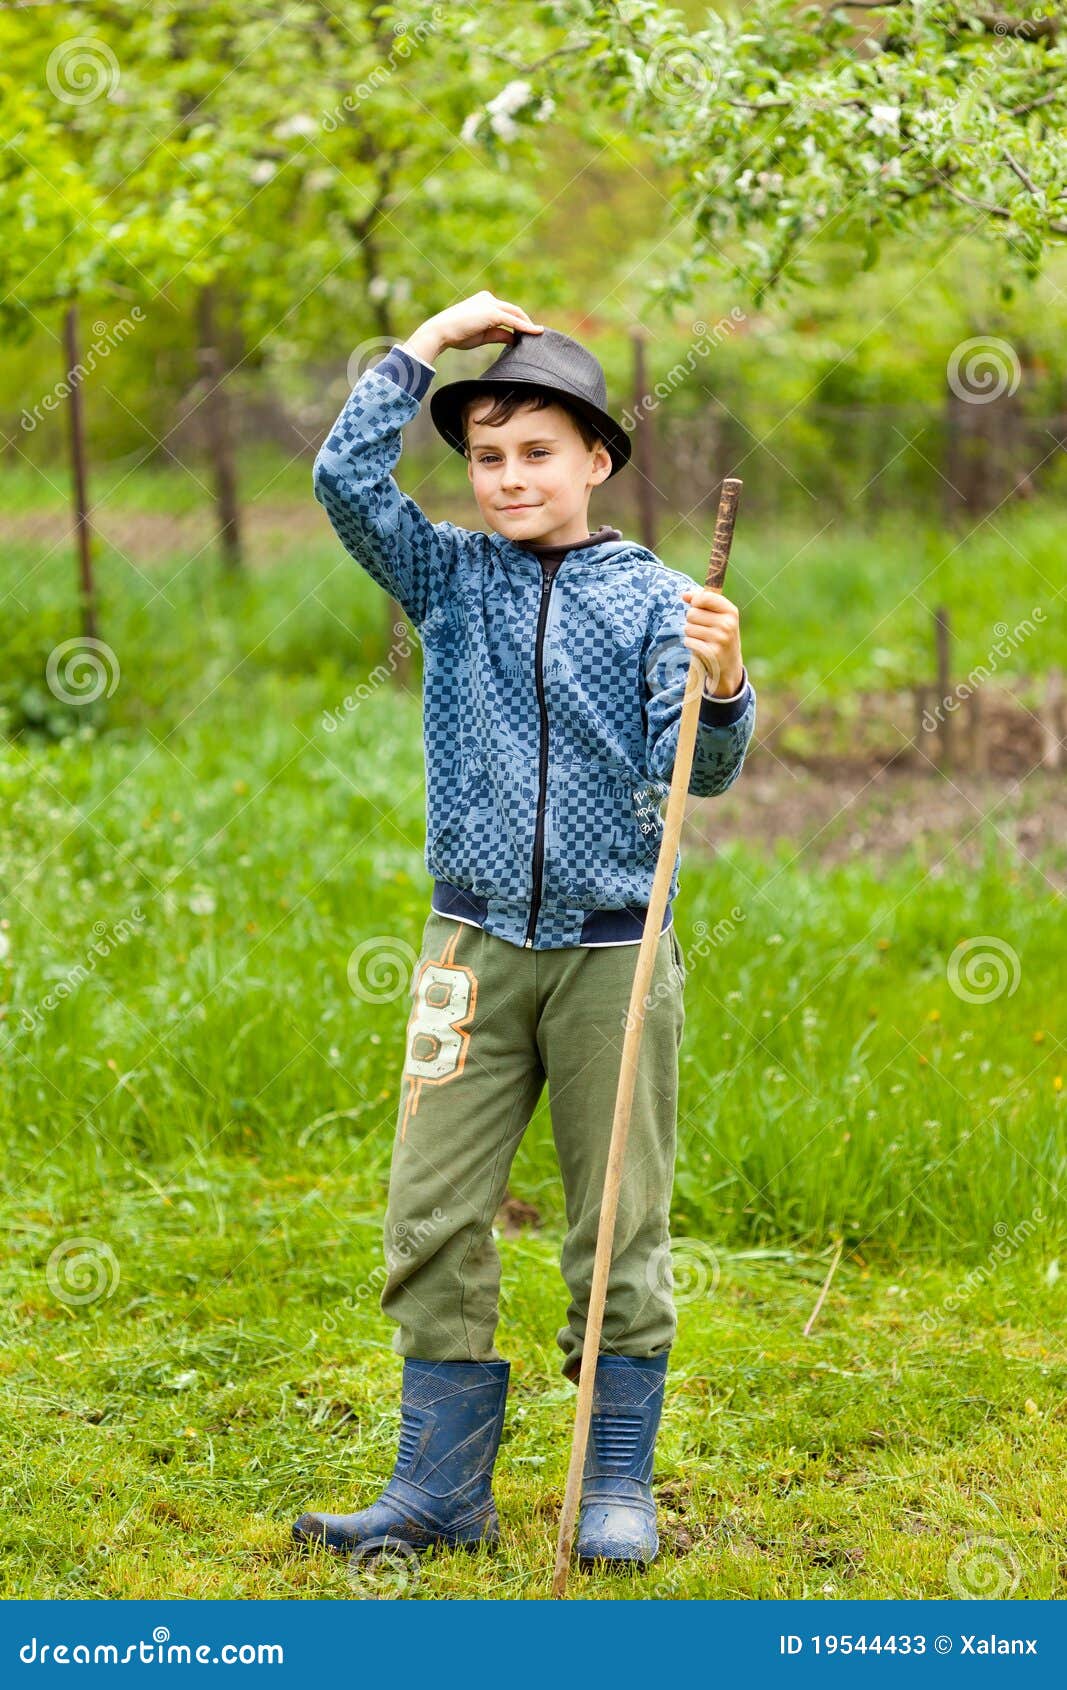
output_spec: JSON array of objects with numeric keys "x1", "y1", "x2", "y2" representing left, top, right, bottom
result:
[{"x1": 592, "y1": 443, "x2": 613, "y2": 485}]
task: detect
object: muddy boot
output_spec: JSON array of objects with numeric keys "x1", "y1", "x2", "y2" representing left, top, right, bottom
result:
[
  {"x1": 575, "y1": 1352, "x2": 668, "y2": 1570},
  {"x1": 292, "y1": 1358, "x2": 509, "y2": 1554}
]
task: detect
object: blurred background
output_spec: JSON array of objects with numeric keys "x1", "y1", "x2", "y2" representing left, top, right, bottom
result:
[{"x1": 1, "y1": 0, "x2": 1064, "y2": 1600}]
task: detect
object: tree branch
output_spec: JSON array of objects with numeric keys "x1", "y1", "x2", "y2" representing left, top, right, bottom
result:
[
  {"x1": 936, "y1": 169, "x2": 1067, "y2": 236},
  {"x1": 1008, "y1": 83, "x2": 1065, "y2": 118},
  {"x1": 825, "y1": 1, "x2": 1059, "y2": 37}
]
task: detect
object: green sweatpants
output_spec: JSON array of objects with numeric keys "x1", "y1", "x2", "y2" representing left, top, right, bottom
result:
[{"x1": 380, "y1": 911, "x2": 687, "y2": 1378}]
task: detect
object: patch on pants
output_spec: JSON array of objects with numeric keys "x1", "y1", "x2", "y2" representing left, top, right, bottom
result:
[{"x1": 399, "y1": 924, "x2": 478, "y2": 1140}]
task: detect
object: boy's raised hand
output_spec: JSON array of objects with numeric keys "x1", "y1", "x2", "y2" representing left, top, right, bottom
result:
[{"x1": 402, "y1": 292, "x2": 544, "y2": 365}]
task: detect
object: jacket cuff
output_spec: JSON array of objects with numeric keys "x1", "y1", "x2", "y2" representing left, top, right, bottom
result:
[
  {"x1": 698, "y1": 665, "x2": 752, "y2": 727},
  {"x1": 372, "y1": 344, "x2": 435, "y2": 403}
]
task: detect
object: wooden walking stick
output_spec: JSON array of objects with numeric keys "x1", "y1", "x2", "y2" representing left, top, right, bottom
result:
[{"x1": 551, "y1": 476, "x2": 743, "y2": 1599}]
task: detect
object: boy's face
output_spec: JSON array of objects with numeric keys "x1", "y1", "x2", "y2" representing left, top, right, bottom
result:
[{"x1": 465, "y1": 398, "x2": 613, "y2": 548}]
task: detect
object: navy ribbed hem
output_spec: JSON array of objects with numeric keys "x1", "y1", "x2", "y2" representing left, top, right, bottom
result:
[
  {"x1": 430, "y1": 880, "x2": 673, "y2": 947},
  {"x1": 373, "y1": 344, "x2": 435, "y2": 402},
  {"x1": 431, "y1": 881, "x2": 488, "y2": 926},
  {"x1": 699, "y1": 665, "x2": 753, "y2": 728}
]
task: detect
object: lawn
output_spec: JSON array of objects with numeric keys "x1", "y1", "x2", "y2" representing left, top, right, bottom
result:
[{"x1": 1, "y1": 486, "x2": 1064, "y2": 1598}]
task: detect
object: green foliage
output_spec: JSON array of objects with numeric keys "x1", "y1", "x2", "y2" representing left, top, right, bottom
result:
[{"x1": 421, "y1": 0, "x2": 1067, "y2": 307}]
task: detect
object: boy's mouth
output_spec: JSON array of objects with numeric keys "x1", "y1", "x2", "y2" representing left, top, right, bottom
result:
[{"x1": 501, "y1": 503, "x2": 539, "y2": 512}]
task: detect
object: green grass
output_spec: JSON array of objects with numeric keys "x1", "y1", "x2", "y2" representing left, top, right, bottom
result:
[
  {"x1": 2, "y1": 1190, "x2": 1064, "y2": 1599},
  {"x1": 2, "y1": 455, "x2": 1063, "y2": 727},
  {"x1": 2, "y1": 673, "x2": 1063, "y2": 1255},
  {"x1": 1, "y1": 487, "x2": 1065, "y2": 1598}
]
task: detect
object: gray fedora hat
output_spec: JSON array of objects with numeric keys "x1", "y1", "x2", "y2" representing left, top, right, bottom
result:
[{"x1": 428, "y1": 326, "x2": 632, "y2": 478}]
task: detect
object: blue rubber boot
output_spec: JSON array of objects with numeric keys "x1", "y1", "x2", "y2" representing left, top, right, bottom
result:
[
  {"x1": 292, "y1": 1359, "x2": 509, "y2": 1554},
  {"x1": 575, "y1": 1352, "x2": 668, "y2": 1570}
]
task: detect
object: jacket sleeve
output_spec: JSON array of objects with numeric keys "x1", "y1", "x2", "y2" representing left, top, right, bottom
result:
[
  {"x1": 311, "y1": 344, "x2": 460, "y2": 630},
  {"x1": 642, "y1": 573, "x2": 757, "y2": 798}
]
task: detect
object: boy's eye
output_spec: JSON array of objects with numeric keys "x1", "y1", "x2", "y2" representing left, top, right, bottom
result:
[{"x1": 477, "y1": 449, "x2": 550, "y2": 465}]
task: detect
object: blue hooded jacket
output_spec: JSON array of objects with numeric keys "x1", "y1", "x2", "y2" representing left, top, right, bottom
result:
[{"x1": 312, "y1": 344, "x2": 757, "y2": 950}]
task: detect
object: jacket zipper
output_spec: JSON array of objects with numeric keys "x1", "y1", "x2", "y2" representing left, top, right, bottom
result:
[{"x1": 524, "y1": 563, "x2": 557, "y2": 948}]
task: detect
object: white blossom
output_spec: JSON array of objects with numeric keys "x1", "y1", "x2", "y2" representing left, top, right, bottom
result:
[
  {"x1": 460, "y1": 111, "x2": 481, "y2": 145},
  {"x1": 249, "y1": 159, "x2": 277, "y2": 185},
  {"x1": 866, "y1": 102, "x2": 900, "y2": 139},
  {"x1": 368, "y1": 275, "x2": 390, "y2": 302},
  {"x1": 486, "y1": 79, "x2": 532, "y2": 119},
  {"x1": 489, "y1": 110, "x2": 520, "y2": 141},
  {"x1": 273, "y1": 114, "x2": 318, "y2": 140}
]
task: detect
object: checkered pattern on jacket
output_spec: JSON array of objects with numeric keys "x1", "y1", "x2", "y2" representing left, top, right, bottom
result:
[{"x1": 312, "y1": 351, "x2": 757, "y2": 949}]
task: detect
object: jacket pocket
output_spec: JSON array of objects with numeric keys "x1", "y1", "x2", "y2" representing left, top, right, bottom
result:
[{"x1": 426, "y1": 759, "x2": 525, "y2": 898}]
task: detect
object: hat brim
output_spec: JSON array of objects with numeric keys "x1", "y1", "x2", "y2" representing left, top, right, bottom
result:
[{"x1": 429, "y1": 377, "x2": 632, "y2": 479}]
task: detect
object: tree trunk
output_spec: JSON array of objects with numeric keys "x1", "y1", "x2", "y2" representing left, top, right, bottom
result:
[
  {"x1": 630, "y1": 328, "x2": 657, "y2": 552},
  {"x1": 63, "y1": 303, "x2": 98, "y2": 642},
  {"x1": 197, "y1": 284, "x2": 243, "y2": 570}
]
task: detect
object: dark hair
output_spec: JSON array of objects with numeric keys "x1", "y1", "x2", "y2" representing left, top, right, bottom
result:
[{"x1": 460, "y1": 386, "x2": 604, "y2": 457}]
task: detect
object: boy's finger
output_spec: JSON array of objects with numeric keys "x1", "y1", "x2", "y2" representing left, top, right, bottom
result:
[
  {"x1": 494, "y1": 300, "x2": 544, "y2": 327},
  {"x1": 681, "y1": 587, "x2": 736, "y2": 612}
]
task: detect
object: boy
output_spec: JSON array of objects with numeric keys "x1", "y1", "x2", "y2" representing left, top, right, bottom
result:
[{"x1": 293, "y1": 292, "x2": 755, "y2": 1570}]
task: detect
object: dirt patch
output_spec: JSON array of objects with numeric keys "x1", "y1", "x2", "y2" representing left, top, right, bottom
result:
[
  {"x1": 495, "y1": 1192, "x2": 542, "y2": 1238},
  {"x1": 7, "y1": 503, "x2": 320, "y2": 565},
  {"x1": 687, "y1": 762, "x2": 1066, "y2": 886},
  {"x1": 755, "y1": 684, "x2": 1053, "y2": 780}
]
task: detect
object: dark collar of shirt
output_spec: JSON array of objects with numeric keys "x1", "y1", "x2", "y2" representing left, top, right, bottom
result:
[{"x1": 511, "y1": 523, "x2": 623, "y2": 577}]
